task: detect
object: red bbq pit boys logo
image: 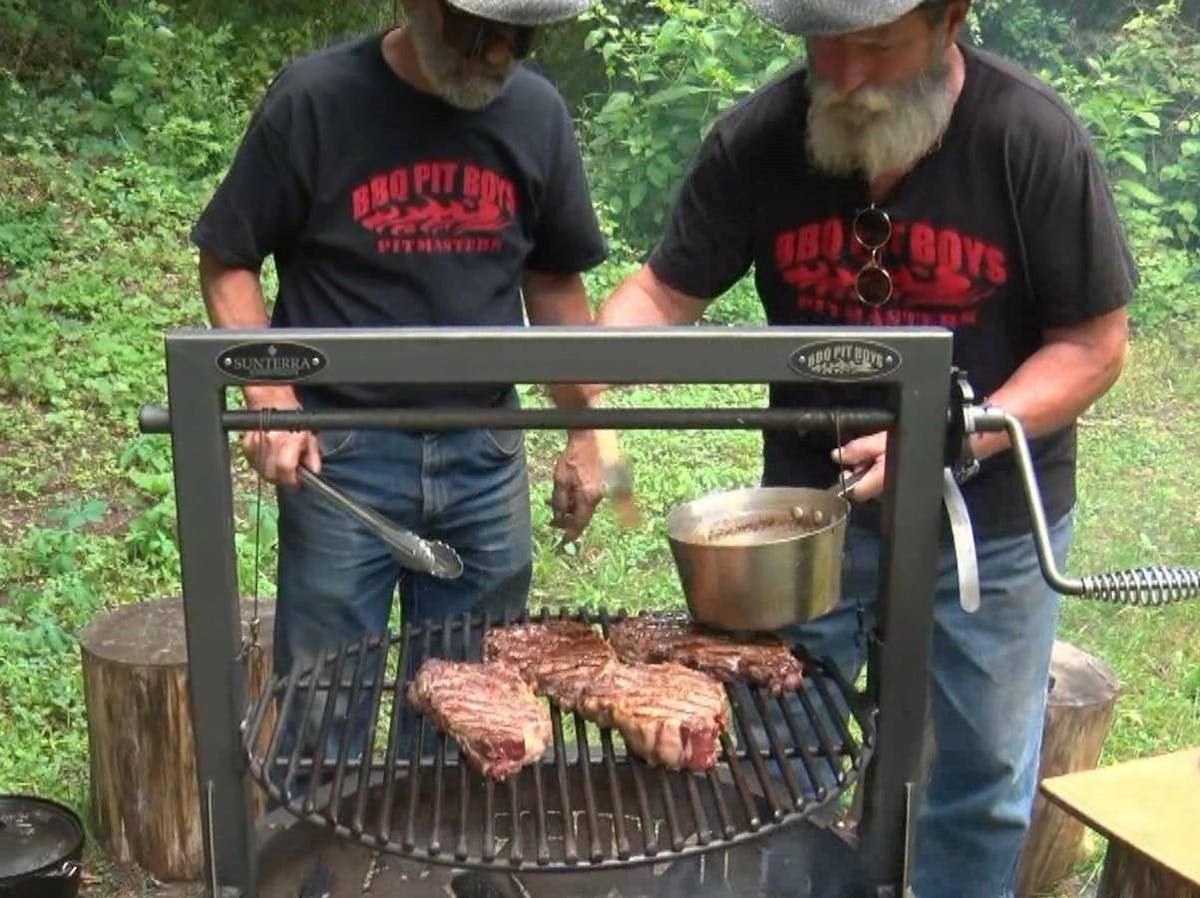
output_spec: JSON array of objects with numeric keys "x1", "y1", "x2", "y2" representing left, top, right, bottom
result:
[{"x1": 351, "y1": 160, "x2": 518, "y2": 255}]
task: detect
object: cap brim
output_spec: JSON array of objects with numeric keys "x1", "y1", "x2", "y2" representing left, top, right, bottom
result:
[
  {"x1": 444, "y1": 0, "x2": 596, "y2": 26},
  {"x1": 741, "y1": 0, "x2": 926, "y2": 36}
]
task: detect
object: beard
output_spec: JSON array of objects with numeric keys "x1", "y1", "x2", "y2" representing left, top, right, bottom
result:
[
  {"x1": 407, "y1": 4, "x2": 517, "y2": 110},
  {"x1": 806, "y1": 52, "x2": 955, "y2": 182}
]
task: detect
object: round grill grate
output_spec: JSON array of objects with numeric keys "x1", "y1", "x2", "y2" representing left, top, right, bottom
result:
[{"x1": 242, "y1": 610, "x2": 874, "y2": 872}]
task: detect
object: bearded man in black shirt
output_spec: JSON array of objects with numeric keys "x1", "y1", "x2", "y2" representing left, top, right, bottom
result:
[
  {"x1": 193, "y1": 0, "x2": 609, "y2": 767},
  {"x1": 590, "y1": 2, "x2": 1133, "y2": 896}
]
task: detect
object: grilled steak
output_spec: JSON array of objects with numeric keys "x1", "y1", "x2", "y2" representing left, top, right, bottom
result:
[
  {"x1": 578, "y1": 662, "x2": 728, "y2": 771},
  {"x1": 483, "y1": 620, "x2": 617, "y2": 711},
  {"x1": 609, "y1": 615, "x2": 804, "y2": 695},
  {"x1": 407, "y1": 659, "x2": 550, "y2": 781}
]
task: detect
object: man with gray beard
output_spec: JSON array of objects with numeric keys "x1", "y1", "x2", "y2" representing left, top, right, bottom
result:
[
  {"x1": 589, "y1": 1, "x2": 1133, "y2": 896},
  {"x1": 192, "y1": 0, "x2": 610, "y2": 777}
]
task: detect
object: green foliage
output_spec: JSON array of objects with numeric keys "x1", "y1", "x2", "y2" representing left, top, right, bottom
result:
[
  {"x1": 0, "y1": 496, "x2": 116, "y2": 799},
  {"x1": 968, "y1": 0, "x2": 1073, "y2": 71},
  {"x1": 1055, "y1": 4, "x2": 1200, "y2": 235},
  {"x1": 578, "y1": 0, "x2": 799, "y2": 250},
  {"x1": 1048, "y1": 3, "x2": 1200, "y2": 324},
  {"x1": 0, "y1": 0, "x2": 109, "y2": 81}
]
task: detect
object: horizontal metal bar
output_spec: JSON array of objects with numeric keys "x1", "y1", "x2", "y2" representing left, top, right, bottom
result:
[
  {"x1": 164, "y1": 324, "x2": 952, "y2": 388},
  {"x1": 139, "y1": 405, "x2": 894, "y2": 434}
]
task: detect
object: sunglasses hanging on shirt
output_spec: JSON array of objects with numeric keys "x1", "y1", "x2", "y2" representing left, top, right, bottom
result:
[
  {"x1": 440, "y1": 0, "x2": 537, "y2": 60},
  {"x1": 853, "y1": 204, "x2": 894, "y2": 308}
]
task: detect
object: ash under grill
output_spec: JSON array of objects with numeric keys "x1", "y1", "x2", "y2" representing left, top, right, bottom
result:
[{"x1": 242, "y1": 611, "x2": 874, "y2": 872}]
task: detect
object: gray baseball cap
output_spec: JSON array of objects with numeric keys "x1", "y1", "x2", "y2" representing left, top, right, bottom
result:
[
  {"x1": 444, "y1": 0, "x2": 596, "y2": 26},
  {"x1": 742, "y1": 0, "x2": 931, "y2": 36}
]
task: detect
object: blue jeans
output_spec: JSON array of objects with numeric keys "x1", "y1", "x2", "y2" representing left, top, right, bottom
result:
[
  {"x1": 271, "y1": 417, "x2": 532, "y2": 788},
  {"x1": 784, "y1": 515, "x2": 1073, "y2": 898}
]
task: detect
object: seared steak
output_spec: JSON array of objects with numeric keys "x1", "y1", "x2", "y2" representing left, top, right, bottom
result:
[
  {"x1": 578, "y1": 662, "x2": 728, "y2": 771},
  {"x1": 483, "y1": 620, "x2": 617, "y2": 711},
  {"x1": 407, "y1": 659, "x2": 550, "y2": 781},
  {"x1": 609, "y1": 615, "x2": 804, "y2": 695}
]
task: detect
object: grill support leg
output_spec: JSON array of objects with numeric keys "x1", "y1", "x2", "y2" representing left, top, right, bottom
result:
[
  {"x1": 167, "y1": 341, "x2": 257, "y2": 898},
  {"x1": 856, "y1": 357, "x2": 949, "y2": 893}
]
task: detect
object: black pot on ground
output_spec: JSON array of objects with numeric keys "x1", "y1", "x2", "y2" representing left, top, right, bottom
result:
[{"x1": 0, "y1": 795, "x2": 85, "y2": 898}]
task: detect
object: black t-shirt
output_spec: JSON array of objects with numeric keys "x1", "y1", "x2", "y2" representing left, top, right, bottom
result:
[
  {"x1": 192, "y1": 33, "x2": 607, "y2": 407},
  {"x1": 648, "y1": 44, "x2": 1136, "y2": 538}
]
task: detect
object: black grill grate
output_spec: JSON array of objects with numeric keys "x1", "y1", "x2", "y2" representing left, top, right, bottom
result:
[{"x1": 242, "y1": 610, "x2": 875, "y2": 872}]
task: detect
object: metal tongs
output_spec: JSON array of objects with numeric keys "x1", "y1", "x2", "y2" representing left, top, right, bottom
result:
[{"x1": 297, "y1": 466, "x2": 464, "y2": 580}]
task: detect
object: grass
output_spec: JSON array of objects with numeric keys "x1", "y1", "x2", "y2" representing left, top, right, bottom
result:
[{"x1": 1064, "y1": 331, "x2": 1200, "y2": 762}]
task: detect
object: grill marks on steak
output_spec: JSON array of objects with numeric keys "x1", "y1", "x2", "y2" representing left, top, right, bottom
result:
[
  {"x1": 482, "y1": 620, "x2": 617, "y2": 712},
  {"x1": 484, "y1": 620, "x2": 729, "y2": 771},
  {"x1": 407, "y1": 659, "x2": 550, "y2": 781},
  {"x1": 578, "y1": 663, "x2": 729, "y2": 772},
  {"x1": 609, "y1": 615, "x2": 804, "y2": 695},
  {"x1": 412, "y1": 617, "x2": 800, "y2": 777}
]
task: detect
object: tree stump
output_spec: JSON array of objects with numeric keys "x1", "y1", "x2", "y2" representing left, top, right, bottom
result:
[
  {"x1": 1098, "y1": 842, "x2": 1200, "y2": 898},
  {"x1": 80, "y1": 597, "x2": 275, "y2": 881},
  {"x1": 1016, "y1": 641, "x2": 1120, "y2": 898}
]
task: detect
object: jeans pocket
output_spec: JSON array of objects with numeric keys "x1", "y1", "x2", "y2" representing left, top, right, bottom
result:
[
  {"x1": 317, "y1": 428, "x2": 357, "y2": 461},
  {"x1": 481, "y1": 427, "x2": 524, "y2": 458}
]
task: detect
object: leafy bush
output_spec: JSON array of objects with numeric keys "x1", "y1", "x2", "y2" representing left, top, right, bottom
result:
[
  {"x1": 578, "y1": 0, "x2": 799, "y2": 252},
  {"x1": 1049, "y1": 2, "x2": 1200, "y2": 325},
  {"x1": 968, "y1": 0, "x2": 1074, "y2": 71},
  {"x1": 0, "y1": 0, "x2": 110, "y2": 81},
  {"x1": 1055, "y1": 4, "x2": 1199, "y2": 243}
]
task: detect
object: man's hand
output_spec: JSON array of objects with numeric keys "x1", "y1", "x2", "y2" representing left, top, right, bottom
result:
[
  {"x1": 832, "y1": 431, "x2": 888, "y2": 501},
  {"x1": 242, "y1": 387, "x2": 320, "y2": 487},
  {"x1": 199, "y1": 254, "x2": 321, "y2": 486},
  {"x1": 243, "y1": 429, "x2": 321, "y2": 487},
  {"x1": 550, "y1": 430, "x2": 607, "y2": 543}
]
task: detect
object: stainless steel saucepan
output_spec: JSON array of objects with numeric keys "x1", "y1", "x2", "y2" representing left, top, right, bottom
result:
[
  {"x1": 669, "y1": 402, "x2": 1200, "y2": 633},
  {"x1": 667, "y1": 471, "x2": 866, "y2": 632}
]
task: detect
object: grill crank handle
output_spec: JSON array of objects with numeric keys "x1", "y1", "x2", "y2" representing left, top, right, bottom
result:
[{"x1": 970, "y1": 407, "x2": 1200, "y2": 606}]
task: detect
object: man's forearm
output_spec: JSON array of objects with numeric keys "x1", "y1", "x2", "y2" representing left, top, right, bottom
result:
[
  {"x1": 523, "y1": 269, "x2": 605, "y2": 410},
  {"x1": 199, "y1": 250, "x2": 298, "y2": 409},
  {"x1": 544, "y1": 265, "x2": 709, "y2": 409},
  {"x1": 597, "y1": 265, "x2": 709, "y2": 328},
  {"x1": 522, "y1": 265, "x2": 710, "y2": 409},
  {"x1": 973, "y1": 307, "x2": 1129, "y2": 460}
]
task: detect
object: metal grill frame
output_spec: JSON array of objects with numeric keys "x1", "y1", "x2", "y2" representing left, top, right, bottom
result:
[
  {"x1": 241, "y1": 610, "x2": 876, "y2": 871},
  {"x1": 142, "y1": 325, "x2": 954, "y2": 898}
]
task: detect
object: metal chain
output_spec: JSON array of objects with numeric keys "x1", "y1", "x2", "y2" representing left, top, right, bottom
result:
[
  {"x1": 833, "y1": 413, "x2": 869, "y2": 651},
  {"x1": 240, "y1": 411, "x2": 268, "y2": 659},
  {"x1": 833, "y1": 411, "x2": 847, "y2": 498}
]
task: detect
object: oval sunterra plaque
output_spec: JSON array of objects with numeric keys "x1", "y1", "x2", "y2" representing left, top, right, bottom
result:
[{"x1": 217, "y1": 341, "x2": 328, "y2": 383}]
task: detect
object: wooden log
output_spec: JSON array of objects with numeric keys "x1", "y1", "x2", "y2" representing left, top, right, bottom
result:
[
  {"x1": 80, "y1": 597, "x2": 275, "y2": 881},
  {"x1": 1098, "y1": 841, "x2": 1200, "y2": 898},
  {"x1": 1016, "y1": 641, "x2": 1120, "y2": 898}
]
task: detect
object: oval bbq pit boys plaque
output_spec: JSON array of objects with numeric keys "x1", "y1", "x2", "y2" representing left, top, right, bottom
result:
[{"x1": 789, "y1": 339, "x2": 903, "y2": 382}]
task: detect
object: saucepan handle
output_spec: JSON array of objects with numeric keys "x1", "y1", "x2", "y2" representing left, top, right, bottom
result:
[{"x1": 829, "y1": 467, "x2": 870, "y2": 500}]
